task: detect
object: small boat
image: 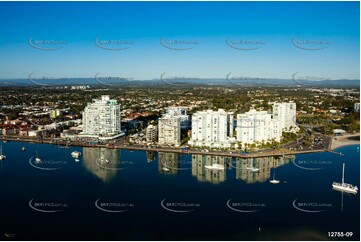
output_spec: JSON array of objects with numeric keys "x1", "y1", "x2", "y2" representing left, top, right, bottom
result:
[
  {"x1": 0, "y1": 145, "x2": 6, "y2": 160},
  {"x1": 246, "y1": 161, "x2": 259, "y2": 172},
  {"x1": 22, "y1": 146, "x2": 26, "y2": 151},
  {"x1": 35, "y1": 150, "x2": 41, "y2": 163},
  {"x1": 332, "y1": 163, "x2": 358, "y2": 194},
  {"x1": 71, "y1": 151, "x2": 82, "y2": 158},
  {"x1": 74, "y1": 159, "x2": 80, "y2": 162},
  {"x1": 205, "y1": 163, "x2": 224, "y2": 170},
  {"x1": 270, "y1": 171, "x2": 280, "y2": 184},
  {"x1": 162, "y1": 167, "x2": 170, "y2": 172}
]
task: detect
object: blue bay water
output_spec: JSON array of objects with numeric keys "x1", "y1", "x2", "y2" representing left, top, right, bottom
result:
[{"x1": 0, "y1": 142, "x2": 359, "y2": 240}]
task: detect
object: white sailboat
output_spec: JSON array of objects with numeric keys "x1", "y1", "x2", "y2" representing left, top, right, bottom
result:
[
  {"x1": 35, "y1": 150, "x2": 41, "y2": 163},
  {"x1": 246, "y1": 161, "x2": 259, "y2": 172},
  {"x1": 270, "y1": 171, "x2": 280, "y2": 184},
  {"x1": 332, "y1": 163, "x2": 358, "y2": 194},
  {"x1": 71, "y1": 151, "x2": 81, "y2": 158},
  {"x1": 0, "y1": 145, "x2": 6, "y2": 160},
  {"x1": 205, "y1": 163, "x2": 224, "y2": 170}
]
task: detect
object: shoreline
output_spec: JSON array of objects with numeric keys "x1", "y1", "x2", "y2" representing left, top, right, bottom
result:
[
  {"x1": 0, "y1": 136, "x2": 343, "y2": 158},
  {"x1": 330, "y1": 133, "x2": 360, "y2": 150}
]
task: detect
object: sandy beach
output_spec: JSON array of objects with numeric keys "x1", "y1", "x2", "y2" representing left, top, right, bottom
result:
[{"x1": 330, "y1": 133, "x2": 360, "y2": 150}]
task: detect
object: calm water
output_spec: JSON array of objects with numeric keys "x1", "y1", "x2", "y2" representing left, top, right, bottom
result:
[{"x1": 0, "y1": 142, "x2": 359, "y2": 241}]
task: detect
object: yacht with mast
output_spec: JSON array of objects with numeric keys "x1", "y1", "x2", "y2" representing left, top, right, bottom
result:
[
  {"x1": 0, "y1": 145, "x2": 6, "y2": 160},
  {"x1": 35, "y1": 150, "x2": 41, "y2": 163},
  {"x1": 270, "y1": 171, "x2": 280, "y2": 184},
  {"x1": 332, "y1": 163, "x2": 358, "y2": 194}
]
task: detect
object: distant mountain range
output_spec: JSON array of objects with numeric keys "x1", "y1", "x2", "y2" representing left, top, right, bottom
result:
[{"x1": 0, "y1": 78, "x2": 359, "y2": 88}]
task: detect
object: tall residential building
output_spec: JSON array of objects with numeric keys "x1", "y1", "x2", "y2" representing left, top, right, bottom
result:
[
  {"x1": 146, "y1": 124, "x2": 157, "y2": 143},
  {"x1": 165, "y1": 106, "x2": 190, "y2": 129},
  {"x1": 354, "y1": 103, "x2": 360, "y2": 112},
  {"x1": 272, "y1": 102, "x2": 299, "y2": 132},
  {"x1": 82, "y1": 95, "x2": 121, "y2": 138},
  {"x1": 188, "y1": 109, "x2": 235, "y2": 148},
  {"x1": 158, "y1": 115, "x2": 180, "y2": 146},
  {"x1": 236, "y1": 110, "x2": 281, "y2": 145}
]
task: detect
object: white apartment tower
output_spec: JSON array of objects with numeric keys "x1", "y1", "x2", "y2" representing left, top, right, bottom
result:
[
  {"x1": 236, "y1": 110, "x2": 281, "y2": 146},
  {"x1": 158, "y1": 115, "x2": 181, "y2": 146},
  {"x1": 146, "y1": 124, "x2": 157, "y2": 143},
  {"x1": 165, "y1": 106, "x2": 190, "y2": 129},
  {"x1": 272, "y1": 102, "x2": 299, "y2": 132},
  {"x1": 188, "y1": 109, "x2": 235, "y2": 148},
  {"x1": 82, "y1": 95, "x2": 121, "y2": 137}
]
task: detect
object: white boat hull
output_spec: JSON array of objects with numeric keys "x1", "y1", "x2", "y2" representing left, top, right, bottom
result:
[
  {"x1": 332, "y1": 183, "x2": 358, "y2": 194},
  {"x1": 205, "y1": 165, "x2": 224, "y2": 170}
]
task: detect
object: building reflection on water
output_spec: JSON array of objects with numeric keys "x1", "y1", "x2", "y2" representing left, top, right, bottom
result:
[
  {"x1": 158, "y1": 152, "x2": 179, "y2": 174},
  {"x1": 192, "y1": 155, "x2": 229, "y2": 184},
  {"x1": 146, "y1": 151, "x2": 156, "y2": 163},
  {"x1": 82, "y1": 147, "x2": 121, "y2": 182},
  {"x1": 235, "y1": 155, "x2": 295, "y2": 183}
]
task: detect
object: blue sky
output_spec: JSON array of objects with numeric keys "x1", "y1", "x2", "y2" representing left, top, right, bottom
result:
[{"x1": 0, "y1": 1, "x2": 359, "y2": 80}]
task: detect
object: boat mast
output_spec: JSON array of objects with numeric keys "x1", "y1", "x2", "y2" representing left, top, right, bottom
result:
[{"x1": 342, "y1": 163, "x2": 345, "y2": 185}]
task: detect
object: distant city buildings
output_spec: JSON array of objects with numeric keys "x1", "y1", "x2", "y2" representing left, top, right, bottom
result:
[
  {"x1": 354, "y1": 103, "x2": 360, "y2": 112},
  {"x1": 188, "y1": 109, "x2": 235, "y2": 148},
  {"x1": 236, "y1": 109, "x2": 281, "y2": 146},
  {"x1": 81, "y1": 95, "x2": 123, "y2": 139},
  {"x1": 158, "y1": 114, "x2": 180, "y2": 146}
]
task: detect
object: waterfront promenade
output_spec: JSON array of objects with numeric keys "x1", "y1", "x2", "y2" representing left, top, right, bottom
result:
[{"x1": 0, "y1": 136, "x2": 342, "y2": 158}]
